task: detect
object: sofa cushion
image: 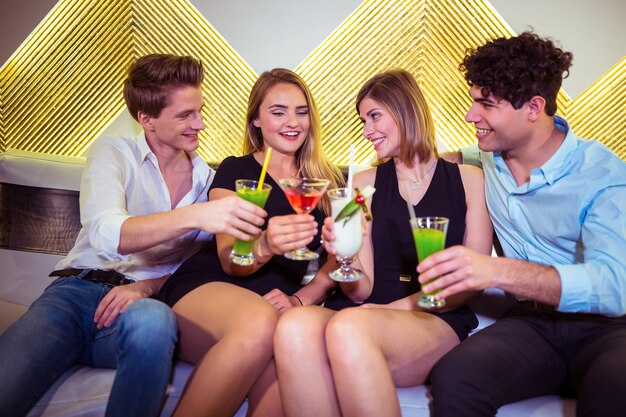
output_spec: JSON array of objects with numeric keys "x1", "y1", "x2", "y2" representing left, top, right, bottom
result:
[
  {"x1": 1, "y1": 149, "x2": 576, "y2": 417},
  {"x1": 0, "y1": 149, "x2": 85, "y2": 191}
]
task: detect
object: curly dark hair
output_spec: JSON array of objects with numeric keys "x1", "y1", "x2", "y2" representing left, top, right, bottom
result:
[{"x1": 459, "y1": 32, "x2": 573, "y2": 116}]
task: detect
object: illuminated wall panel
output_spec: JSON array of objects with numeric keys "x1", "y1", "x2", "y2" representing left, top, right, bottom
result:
[
  {"x1": 0, "y1": 0, "x2": 624, "y2": 162},
  {"x1": 0, "y1": 0, "x2": 256, "y2": 162}
]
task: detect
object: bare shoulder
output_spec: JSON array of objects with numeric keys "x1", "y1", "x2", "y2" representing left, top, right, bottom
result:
[
  {"x1": 353, "y1": 167, "x2": 377, "y2": 188},
  {"x1": 457, "y1": 164, "x2": 485, "y2": 197}
]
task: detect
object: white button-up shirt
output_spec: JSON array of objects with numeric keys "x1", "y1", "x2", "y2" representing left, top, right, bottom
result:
[{"x1": 55, "y1": 133, "x2": 214, "y2": 281}]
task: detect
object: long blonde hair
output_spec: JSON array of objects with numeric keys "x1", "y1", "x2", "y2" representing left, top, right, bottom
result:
[
  {"x1": 243, "y1": 68, "x2": 344, "y2": 214},
  {"x1": 356, "y1": 69, "x2": 437, "y2": 167}
]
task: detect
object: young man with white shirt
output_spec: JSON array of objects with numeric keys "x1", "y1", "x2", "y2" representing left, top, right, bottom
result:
[
  {"x1": 424, "y1": 33, "x2": 626, "y2": 416},
  {"x1": 0, "y1": 54, "x2": 267, "y2": 417}
]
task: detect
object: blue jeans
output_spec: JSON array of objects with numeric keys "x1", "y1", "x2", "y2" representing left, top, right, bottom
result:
[{"x1": 0, "y1": 276, "x2": 177, "y2": 417}]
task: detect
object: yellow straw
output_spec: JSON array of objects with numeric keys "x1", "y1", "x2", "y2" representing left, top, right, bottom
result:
[{"x1": 258, "y1": 147, "x2": 272, "y2": 189}]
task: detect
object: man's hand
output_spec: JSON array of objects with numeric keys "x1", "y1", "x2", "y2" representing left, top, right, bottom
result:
[
  {"x1": 417, "y1": 245, "x2": 497, "y2": 300},
  {"x1": 94, "y1": 281, "x2": 154, "y2": 329},
  {"x1": 263, "y1": 288, "x2": 302, "y2": 314},
  {"x1": 200, "y1": 196, "x2": 267, "y2": 239}
]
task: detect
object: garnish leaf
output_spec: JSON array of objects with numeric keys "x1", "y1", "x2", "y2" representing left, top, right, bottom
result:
[{"x1": 333, "y1": 186, "x2": 376, "y2": 224}]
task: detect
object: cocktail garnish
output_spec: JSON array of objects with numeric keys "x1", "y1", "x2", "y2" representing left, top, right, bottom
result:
[{"x1": 334, "y1": 185, "x2": 376, "y2": 224}]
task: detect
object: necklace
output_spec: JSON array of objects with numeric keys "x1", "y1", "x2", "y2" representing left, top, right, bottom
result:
[{"x1": 397, "y1": 161, "x2": 437, "y2": 191}]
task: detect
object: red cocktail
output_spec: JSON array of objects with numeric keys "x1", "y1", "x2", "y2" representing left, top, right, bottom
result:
[{"x1": 278, "y1": 177, "x2": 330, "y2": 260}]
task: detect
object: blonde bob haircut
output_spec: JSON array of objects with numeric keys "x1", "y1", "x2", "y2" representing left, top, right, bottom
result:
[
  {"x1": 356, "y1": 69, "x2": 438, "y2": 167},
  {"x1": 243, "y1": 68, "x2": 344, "y2": 214}
]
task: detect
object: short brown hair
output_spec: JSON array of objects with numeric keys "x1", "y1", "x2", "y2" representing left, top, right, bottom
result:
[
  {"x1": 123, "y1": 54, "x2": 204, "y2": 121},
  {"x1": 356, "y1": 69, "x2": 437, "y2": 167}
]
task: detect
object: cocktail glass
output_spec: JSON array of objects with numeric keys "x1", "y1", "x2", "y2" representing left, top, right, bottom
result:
[
  {"x1": 411, "y1": 216, "x2": 449, "y2": 309},
  {"x1": 278, "y1": 177, "x2": 330, "y2": 260},
  {"x1": 327, "y1": 188, "x2": 363, "y2": 282},
  {"x1": 229, "y1": 179, "x2": 272, "y2": 266}
]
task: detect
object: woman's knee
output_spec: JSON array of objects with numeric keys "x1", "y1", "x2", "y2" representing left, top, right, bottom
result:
[
  {"x1": 326, "y1": 309, "x2": 373, "y2": 347},
  {"x1": 275, "y1": 307, "x2": 327, "y2": 357}
]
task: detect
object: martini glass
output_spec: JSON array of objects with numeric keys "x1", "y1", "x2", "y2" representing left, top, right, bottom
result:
[{"x1": 278, "y1": 177, "x2": 330, "y2": 260}]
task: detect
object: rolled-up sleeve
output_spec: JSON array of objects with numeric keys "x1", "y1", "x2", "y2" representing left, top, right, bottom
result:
[
  {"x1": 557, "y1": 186, "x2": 626, "y2": 317},
  {"x1": 460, "y1": 144, "x2": 482, "y2": 168},
  {"x1": 79, "y1": 139, "x2": 131, "y2": 261}
]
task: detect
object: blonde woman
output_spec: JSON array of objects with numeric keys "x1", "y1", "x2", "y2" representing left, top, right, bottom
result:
[{"x1": 157, "y1": 68, "x2": 344, "y2": 417}]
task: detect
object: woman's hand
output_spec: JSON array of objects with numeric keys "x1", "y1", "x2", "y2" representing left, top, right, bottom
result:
[
  {"x1": 263, "y1": 214, "x2": 318, "y2": 255},
  {"x1": 264, "y1": 288, "x2": 303, "y2": 313},
  {"x1": 321, "y1": 216, "x2": 337, "y2": 256}
]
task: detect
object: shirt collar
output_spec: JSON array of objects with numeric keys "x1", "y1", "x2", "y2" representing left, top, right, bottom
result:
[
  {"x1": 490, "y1": 116, "x2": 577, "y2": 192},
  {"x1": 538, "y1": 115, "x2": 577, "y2": 185},
  {"x1": 137, "y1": 132, "x2": 213, "y2": 178},
  {"x1": 136, "y1": 132, "x2": 153, "y2": 164}
]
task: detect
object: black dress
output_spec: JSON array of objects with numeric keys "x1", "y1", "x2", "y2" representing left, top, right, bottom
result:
[
  {"x1": 158, "y1": 154, "x2": 325, "y2": 307},
  {"x1": 324, "y1": 159, "x2": 478, "y2": 341}
]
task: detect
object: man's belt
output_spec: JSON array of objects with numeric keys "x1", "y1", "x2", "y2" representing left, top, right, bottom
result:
[{"x1": 49, "y1": 268, "x2": 134, "y2": 286}]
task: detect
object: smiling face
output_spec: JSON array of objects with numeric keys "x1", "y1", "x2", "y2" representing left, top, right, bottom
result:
[
  {"x1": 140, "y1": 85, "x2": 205, "y2": 156},
  {"x1": 252, "y1": 82, "x2": 310, "y2": 156},
  {"x1": 358, "y1": 97, "x2": 401, "y2": 159},
  {"x1": 465, "y1": 85, "x2": 531, "y2": 154}
]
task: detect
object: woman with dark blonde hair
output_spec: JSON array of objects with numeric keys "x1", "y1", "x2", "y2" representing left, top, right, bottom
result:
[
  {"x1": 274, "y1": 69, "x2": 493, "y2": 417},
  {"x1": 158, "y1": 68, "x2": 343, "y2": 417}
]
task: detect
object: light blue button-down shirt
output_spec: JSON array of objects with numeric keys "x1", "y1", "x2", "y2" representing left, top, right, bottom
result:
[{"x1": 462, "y1": 116, "x2": 626, "y2": 317}]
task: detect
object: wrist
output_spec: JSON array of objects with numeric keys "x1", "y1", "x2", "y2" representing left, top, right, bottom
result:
[
  {"x1": 292, "y1": 294, "x2": 304, "y2": 307},
  {"x1": 253, "y1": 231, "x2": 274, "y2": 263}
]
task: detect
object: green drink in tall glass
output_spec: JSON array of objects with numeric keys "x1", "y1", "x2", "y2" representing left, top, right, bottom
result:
[
  {"x1": 410, "y1": 216, "x2": 449, "y2": 309},
  {"x1": 229, "y1": 179, "x2": 272, "y2": 266}
]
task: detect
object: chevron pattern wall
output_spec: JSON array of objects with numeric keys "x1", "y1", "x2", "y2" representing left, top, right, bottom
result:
[{"x1": 0, "y1": 0, "x2": 624, "y2": 163}]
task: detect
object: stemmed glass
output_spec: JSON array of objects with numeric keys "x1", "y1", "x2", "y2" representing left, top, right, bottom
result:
[
  {"x1": 278, "y1": 177, "x2": 330, "y2": 260},
  {"x1": 327, "y1": 188, "x2": 363, "y2": 282}
]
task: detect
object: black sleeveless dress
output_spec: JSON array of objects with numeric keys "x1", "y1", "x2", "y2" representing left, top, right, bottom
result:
[
  {"x1": 324, "y1": 158, "x2": 478, "y2": 341},
  {"x1": 158, "y1": 154, "x2": 325, "y2": 307}
]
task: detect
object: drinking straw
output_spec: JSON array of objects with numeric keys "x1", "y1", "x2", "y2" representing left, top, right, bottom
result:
[
  {"x1": 258, "y1": 147, "x2": 273, "y2": 189},
  {"x1": 404, "y1": 181, "x2": 416, "y2": 222},
  {"x1": 347, "y1": 144, "x2": 355, "y2": 197}
]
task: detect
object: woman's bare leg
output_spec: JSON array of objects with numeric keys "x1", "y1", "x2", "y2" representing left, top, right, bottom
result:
[
  {"x1": 274, "y1": 306, "x2": 340, "y2": 417},
  {"x1": 172, "y1": 282, "x2": 279, "y2": 417},
  {"x1": 326, "y1": 307, "x2": 459, "y2": 417},
  {"x1": 246, "y1": 359, "x2": 283, "y2": 417}
]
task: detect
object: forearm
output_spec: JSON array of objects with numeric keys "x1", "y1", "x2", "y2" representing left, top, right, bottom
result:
[
  {"x1": 493, "y1": 257, "x2": 562, "y2": 306},
  {"x1": 294, "y1": 273, "x2": 337, "y2": 306},
  {"x1": 134, "y1": 275, "x2": 171, "y2": 297},
  {"x1": 119, "y1": 205, "x2": 199, "y2": 254}
]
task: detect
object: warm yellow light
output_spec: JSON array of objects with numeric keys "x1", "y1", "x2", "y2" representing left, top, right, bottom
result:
[{"x1": 0, "y1": 0, "x2": 624, "y2": 162}]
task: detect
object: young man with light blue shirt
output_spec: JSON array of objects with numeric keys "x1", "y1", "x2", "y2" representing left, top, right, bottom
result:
[
  {"x1": 422, "y1": 32, "x2": 626, "y2": 416},
  {"x1": 0, "y1": 54, "x2": 267, "y2": 417}
]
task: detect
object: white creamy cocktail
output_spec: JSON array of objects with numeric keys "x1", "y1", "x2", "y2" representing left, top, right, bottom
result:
[
  {"x1": 331, "y1": 196, "x2": 362, "y2": 259},
  {"x1": 327, "y1": 186, "x2": 375, "y2": 282}
]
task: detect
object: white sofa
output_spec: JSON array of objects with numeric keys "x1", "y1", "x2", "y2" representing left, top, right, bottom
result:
[{"x1": 0, "y1": 149, "x2": 576, "y2": 417}]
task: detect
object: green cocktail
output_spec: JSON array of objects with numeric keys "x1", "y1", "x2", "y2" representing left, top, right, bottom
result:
[
  {"x1": 410, "y1": 216, "x2": 449, "y2": 309},
  {"x1": 229, "y1": 180, "x2": 272, "y2": 266},
  {"x1": 413, "y1": 228, "x2": 446, "y2": 262}
]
